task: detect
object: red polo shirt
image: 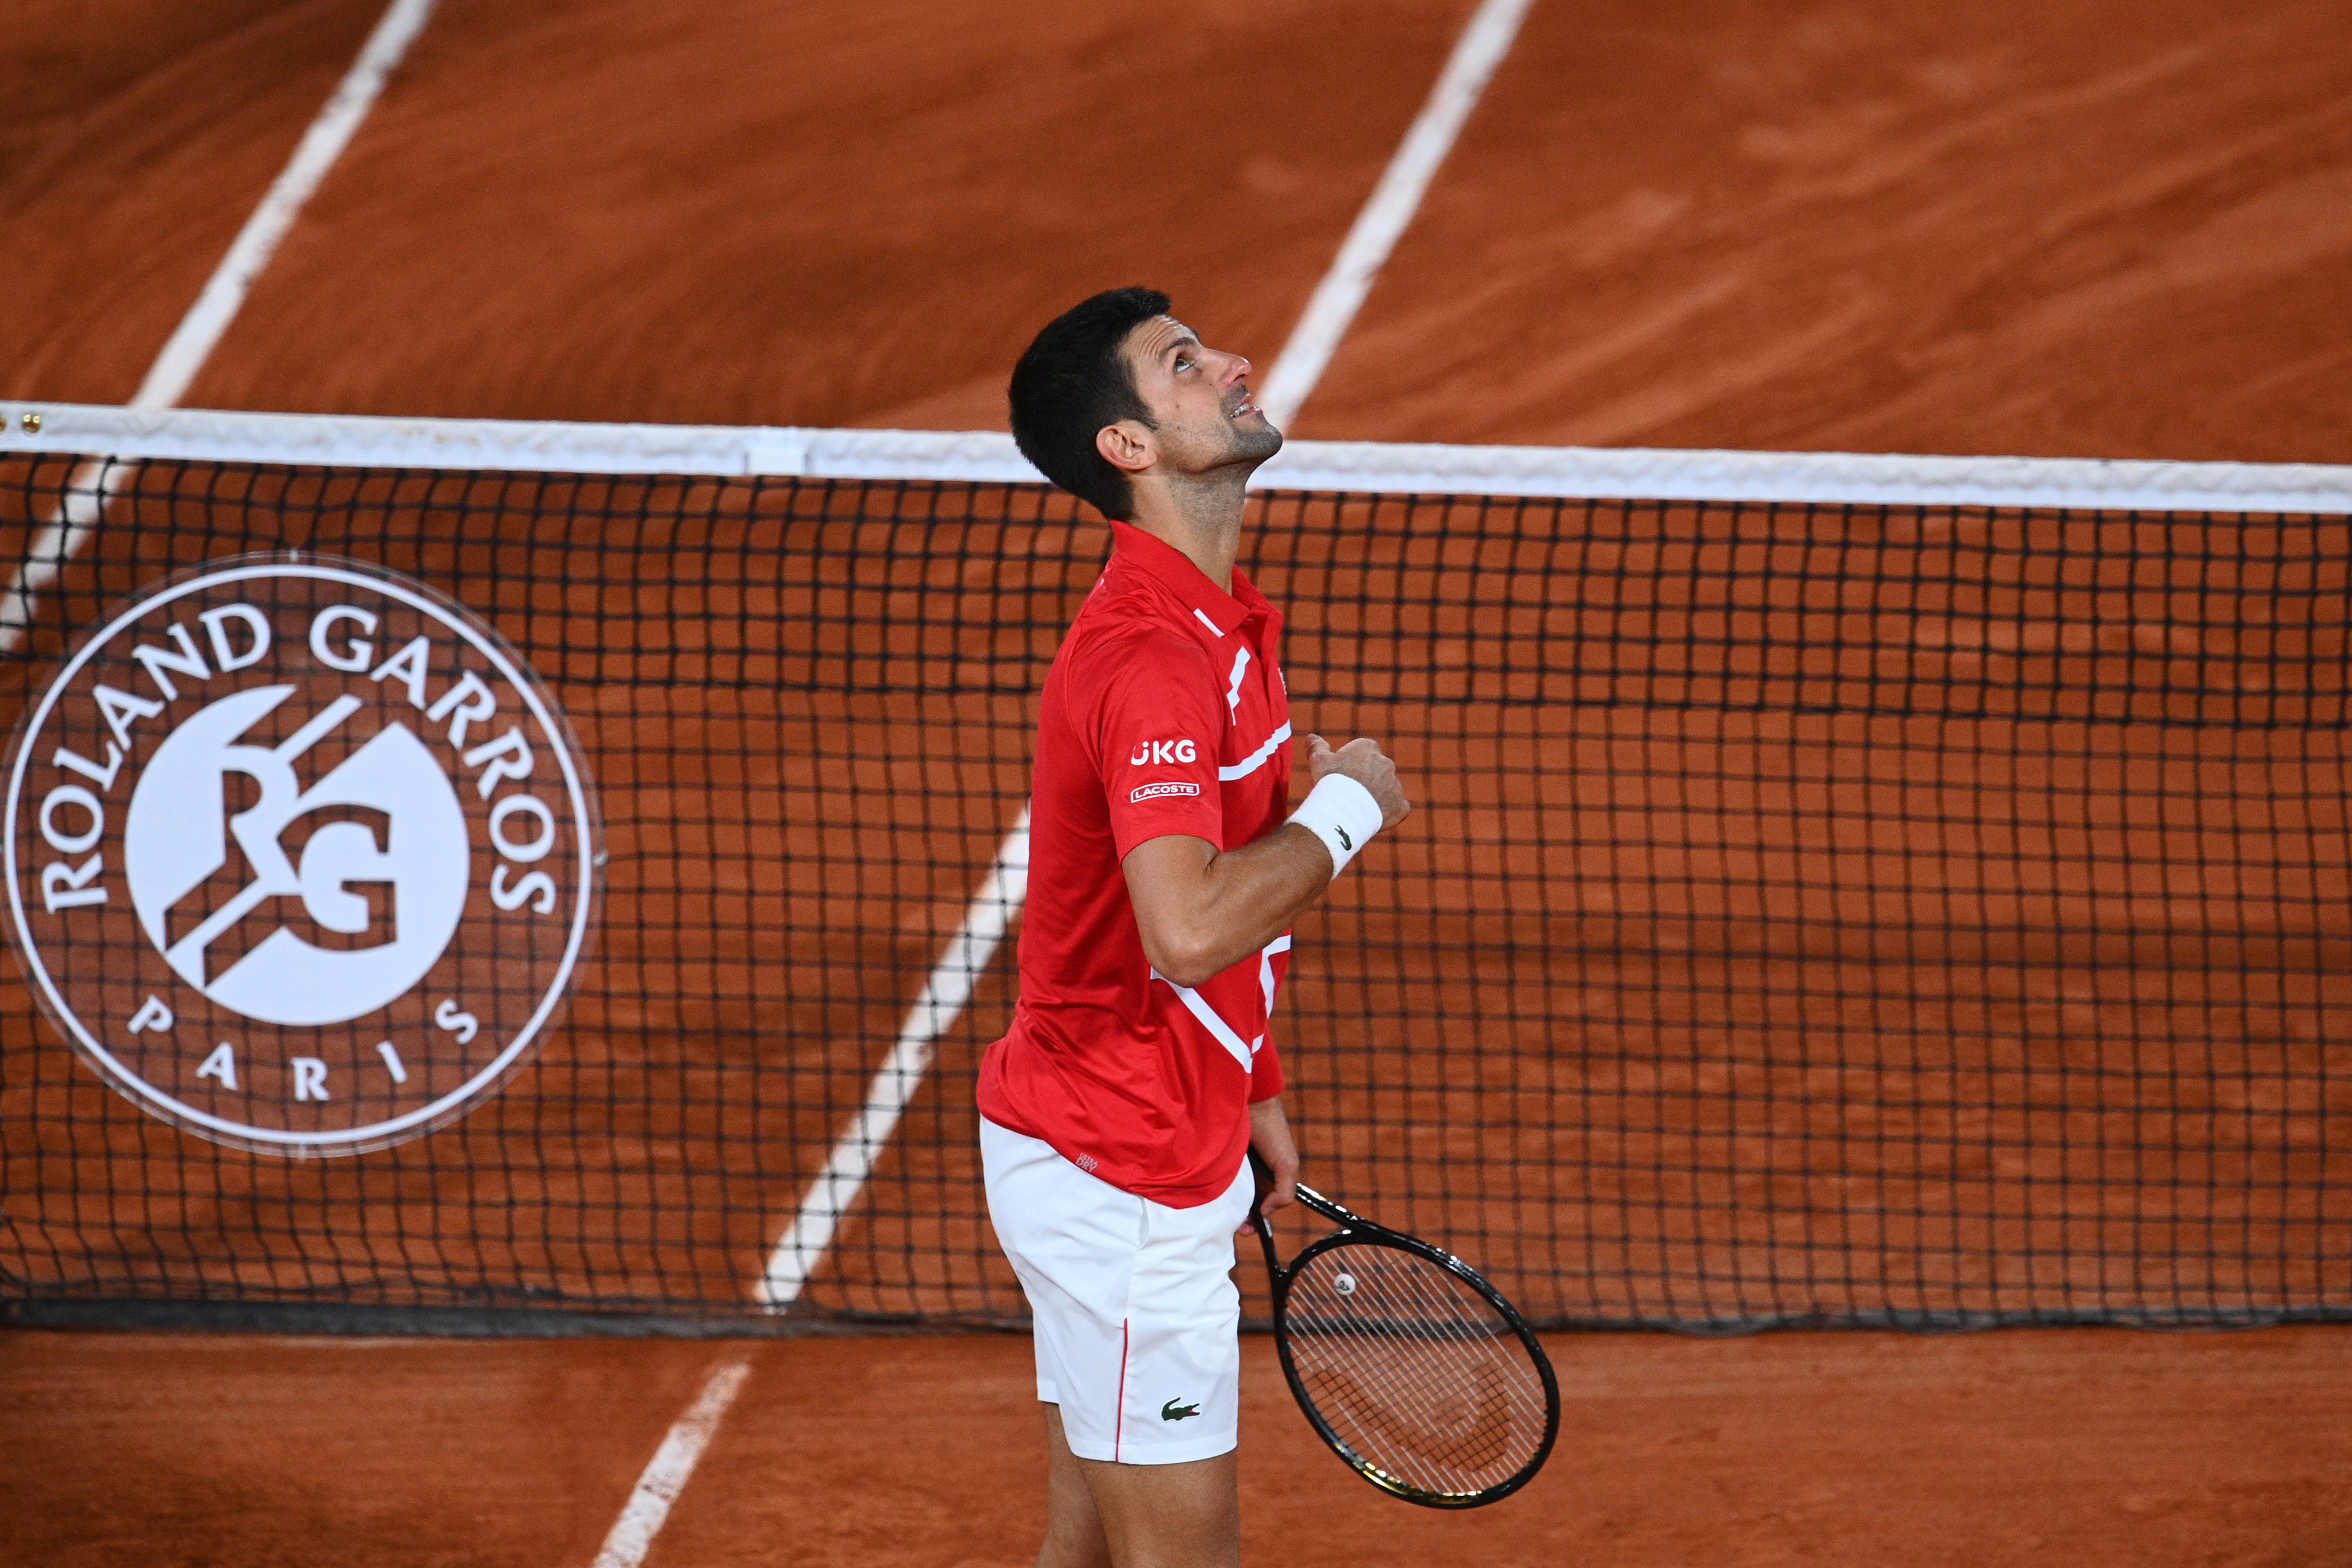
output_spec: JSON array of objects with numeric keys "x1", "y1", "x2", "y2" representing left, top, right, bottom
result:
[{"x1": 977, "y1": 521, "x2": 1294, "y2": 1207}]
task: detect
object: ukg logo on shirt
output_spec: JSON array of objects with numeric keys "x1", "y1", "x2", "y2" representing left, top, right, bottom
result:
[{"x1": 3, "y1": 556, "x2": 599, "y2": 1156}]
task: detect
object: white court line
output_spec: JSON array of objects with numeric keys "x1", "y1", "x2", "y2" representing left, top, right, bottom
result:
[
  {"x1": 0, "y1": 463, "x2": 129, "y2": 653},
  {"x1": 588, "y1": 1356, "x2": 752, "y2": 1568},
  {"x1": 754, "y1": 808, "x2": 1031, "y2": 1308},
  {"x1": 1256, "y1": 0, "x2": 1535, "y2": 429},
  {"x1": 0, "y1": 0, "x2": 439, "y2": 652}
]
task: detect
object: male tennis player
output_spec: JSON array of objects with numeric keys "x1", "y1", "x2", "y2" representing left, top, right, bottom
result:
[{"x1": 980, "y1": 286, "x2": 1409, "y2": 1568}]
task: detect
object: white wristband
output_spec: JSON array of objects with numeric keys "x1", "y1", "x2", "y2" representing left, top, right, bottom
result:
[{"x1": 1287, "y1": 773, "x2": 1385, "y2": 880}]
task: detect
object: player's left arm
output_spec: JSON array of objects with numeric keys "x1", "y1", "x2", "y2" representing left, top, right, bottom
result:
[{"x1": 1122, "y1": 733, "x2": 1409, "y2": 986}]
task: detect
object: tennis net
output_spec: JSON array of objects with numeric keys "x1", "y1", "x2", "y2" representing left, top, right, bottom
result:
[{"x1": 2, "y1": 401, "x2": 2348, "y2": 1333}]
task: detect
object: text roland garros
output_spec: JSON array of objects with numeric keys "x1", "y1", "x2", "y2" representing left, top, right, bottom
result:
[{"x1": 3, "y1": 555, "x2": 598, "y2": 1156}]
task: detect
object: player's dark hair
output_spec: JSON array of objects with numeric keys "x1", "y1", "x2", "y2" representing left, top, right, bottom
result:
[{"x1": 1008, "y1": 286, "x2": 1170, "y2": 520}]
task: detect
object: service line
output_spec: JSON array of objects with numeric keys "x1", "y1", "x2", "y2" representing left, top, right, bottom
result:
[
  {"x1": 1256, "y1": 0, "x2": 1535, "y2": 429},
  {"x1": 0, "y1": 0, "x2": 440, "y2": 652}
]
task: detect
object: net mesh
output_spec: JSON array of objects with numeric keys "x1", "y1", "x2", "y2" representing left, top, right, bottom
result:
[{"x1": 2, "y1": 446, "x2": 2347, "y2": 1331}]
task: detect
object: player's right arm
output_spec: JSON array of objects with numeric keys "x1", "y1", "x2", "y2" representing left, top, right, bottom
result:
[{"x1": 1123, "y1": 733, "x2": 1408, "y2": 988}]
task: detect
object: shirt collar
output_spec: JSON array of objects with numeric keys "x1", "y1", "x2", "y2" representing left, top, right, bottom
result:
[{"x1": 1106, "y1": 520, "x2": 1267, "y2": 638}]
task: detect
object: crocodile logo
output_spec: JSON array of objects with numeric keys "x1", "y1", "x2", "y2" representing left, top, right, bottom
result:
[
  {"x1": 1335, "y1": 825, "x2": 1353, "y2": 851},
  {"x1": 1161, "y1": 1398, "x2": 1201, "y2": 1422}
]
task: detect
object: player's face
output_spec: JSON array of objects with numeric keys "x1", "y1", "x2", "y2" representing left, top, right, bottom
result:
[{"x1": 1120, "y1": 315, "x2": 1283, "y2": 469}]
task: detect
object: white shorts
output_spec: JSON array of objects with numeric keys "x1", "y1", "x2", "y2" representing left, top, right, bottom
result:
[{"x1": 980, "y1": 1115, "x2": 1254, "y2": 1465}]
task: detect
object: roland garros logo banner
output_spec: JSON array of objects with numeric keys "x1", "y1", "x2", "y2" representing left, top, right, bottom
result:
[{"x1": 3, "y1": 555, "x2": 598, "y2": 1156}]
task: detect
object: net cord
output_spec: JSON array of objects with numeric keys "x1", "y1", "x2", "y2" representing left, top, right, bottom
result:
[{"x1": 6, "y1": 402, "x2": 2350, "y2": 513}]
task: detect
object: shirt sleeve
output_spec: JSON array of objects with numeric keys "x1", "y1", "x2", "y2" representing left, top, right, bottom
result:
[
  {"x1": 1086, "y1": 627, "x2": 1227, "y2": 860},
  {"x1": 1249, "y1": 1033, "x2": 1285, "y2": 1101}
]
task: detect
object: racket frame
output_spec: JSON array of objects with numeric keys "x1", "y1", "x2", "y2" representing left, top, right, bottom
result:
[{"x1": 1251, "y1": 1173, "x2": 1561, "y2": 1509}]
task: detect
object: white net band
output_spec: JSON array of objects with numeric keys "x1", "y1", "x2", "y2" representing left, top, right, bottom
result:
[{"x1": 5, "y1": 400, "x2": 2349, "y2": 513}]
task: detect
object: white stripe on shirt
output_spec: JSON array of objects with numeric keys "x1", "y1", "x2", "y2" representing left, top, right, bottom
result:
[
  {"x1": 1259, "y1": 933, "x2": 1292, "y2": 1015},
  {"x1": 1149, "y1": 969, "x2": 1256, "y2": 1073},
  {"x1": 1219, "y1": 721, "x2": 1293, "y2": 781}
]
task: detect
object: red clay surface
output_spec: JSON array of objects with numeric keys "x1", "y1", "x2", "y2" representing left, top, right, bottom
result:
[
  {"x1": 1304, "y1": 0, "x2": 2352, "y2": 463},
  {"x1": 6, "y1": 1325, "x2": 2351, "y2": 1567},
  {"x1": 4, "y1": 1, "x2": 2349, "y2": 459},
  {"x1": 6, "y1": 2, "x2": 2352, "y2": 1564},
  {"x1": 1, "y1": 0, "x2": 1470, "y2": 429}
]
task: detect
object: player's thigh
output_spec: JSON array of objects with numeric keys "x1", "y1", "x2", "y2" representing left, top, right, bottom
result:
[
  {"x1": 1039, "y1": 1407, "x2": 1114, "y2": 1568},
  {"x1": 1076, "y1": 1448, "x2": 1240, "y2": 1568}
]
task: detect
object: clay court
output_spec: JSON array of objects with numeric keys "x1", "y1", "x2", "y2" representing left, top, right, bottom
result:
[{"x1": 3, "y1": 1, "x2": 2351, "y2": 1563}]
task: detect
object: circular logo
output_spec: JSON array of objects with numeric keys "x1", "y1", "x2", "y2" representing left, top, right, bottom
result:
[{"x1": 4, "y1": 555, "x2": 599, "y2": 1156}]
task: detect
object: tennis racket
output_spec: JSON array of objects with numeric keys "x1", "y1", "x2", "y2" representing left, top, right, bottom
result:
[{"x1": 1248, "y1": 1155, "x2": 1560, "y2": 1508}]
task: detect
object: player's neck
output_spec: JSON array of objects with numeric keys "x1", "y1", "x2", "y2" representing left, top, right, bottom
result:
[{"x1": 1124, "y1": 471, "x2": 1247, "y2": 593}]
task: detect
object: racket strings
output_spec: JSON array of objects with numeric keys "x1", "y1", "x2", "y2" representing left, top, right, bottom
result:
[
  {"x1": 1284, "y1": 1242, "x2": 1548, "y2": 1497},
  {"x1": 1355, "y1": 1259, "x2": 1546, "y2": 1474},
  {"x1": 1292, "y1": 1267, "x2": 1538, "y2": 1493}
]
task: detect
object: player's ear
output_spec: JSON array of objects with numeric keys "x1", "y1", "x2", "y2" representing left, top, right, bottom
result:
[{"x1": 1097, "y1": 419, "x2": 1157, "y2": 476}]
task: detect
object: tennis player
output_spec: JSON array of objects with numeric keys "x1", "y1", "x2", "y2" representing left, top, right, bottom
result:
[{"x1": 980, "y1": 286, "x2": 1410, "y2": 1567}]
